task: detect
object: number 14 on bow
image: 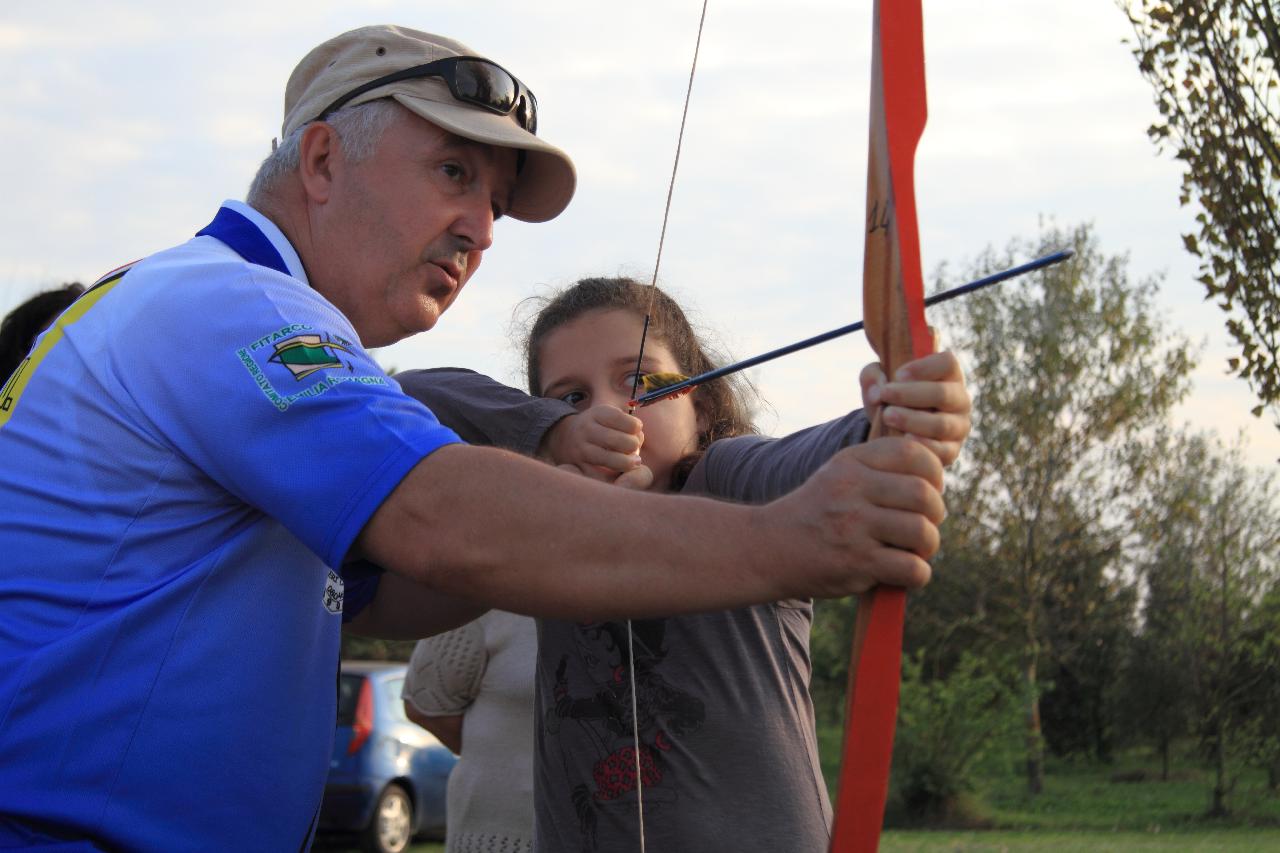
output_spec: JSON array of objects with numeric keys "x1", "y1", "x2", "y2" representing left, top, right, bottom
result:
[{"x1": 830, "y1": 1, "x2": 931, "y2": 852}]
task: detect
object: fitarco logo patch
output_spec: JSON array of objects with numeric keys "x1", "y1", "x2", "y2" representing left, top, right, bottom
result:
[
  {"x1": 235, "y1": 324, "x2": 388, "y2": 412},
  {"x1": 268, "y1": 333, "x2": 353, "y2": 380}
]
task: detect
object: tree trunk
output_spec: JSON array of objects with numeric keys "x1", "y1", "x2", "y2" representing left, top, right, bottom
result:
[
  {"x1": 1208, "y1": 553, "x2": 1232, "y2": 817},
  {"x1": 1210, "y1": 728, "x2": 1230, "y2": 817},
  {"x1": 1159, "y1": 734, "x2": 1170, "y2": 782},
  {"x1": 1024, "y1": 655, "x2": 1044, "y2": 795},
  {"x1": 1092, "y1": 700, "x2": 1110, "y2": 763}
]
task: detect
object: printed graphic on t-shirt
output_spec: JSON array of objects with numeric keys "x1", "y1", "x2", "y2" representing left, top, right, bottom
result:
[
  {"x1": 543, "y1": 618, "x2": 705, "y2": 850},
  {"x1": 235, "y1": 323, "x2": 388, "y2": 412}
]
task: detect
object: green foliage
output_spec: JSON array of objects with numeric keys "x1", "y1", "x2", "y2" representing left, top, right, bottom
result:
[
  {"x1": 881, "y1": 830, "x2": 1280, "y2": 852},
  {"x1": 820, "y1": 721, "x2": 1280, "y2": 837},
  {"x1": 917, "y1": 222, "x2": 1194, "y2": 794},
  {"x1": 813, "y1": 220, "x2": 1280, "y2": 819},
  {"x1": 1119, "y1": 1, "x2": 1280, "y2": 431},
  {"x1": 975, "y1": 751, "x2": 1280, "y2": 832},
  {"x1": 1116, "y1": 629, "x2": 1193, "y2": 780},
  {"x1": 340, "y1": 632, "x2": 417, "y2": 662},
  {"x1": 1130, "y1": 430, "x2": 1280, "y2": 815},
  {"x1": 886, "y1": 652, "x2": 1021, "y2": 827},
  {"x1": 810, "y1": 596, "x2": 860, "y2": 723},
  {"x1": 1038, "y1": 532, "x2": 1139, "y2": 763},
  {"x1": 1238, "y1": 584, "x2": 1280, "y2": 789}
]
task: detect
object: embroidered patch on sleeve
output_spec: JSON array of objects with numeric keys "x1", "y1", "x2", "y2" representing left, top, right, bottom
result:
[{"x1": 236, "y1": 324, "x2": 387, "y2": 412}]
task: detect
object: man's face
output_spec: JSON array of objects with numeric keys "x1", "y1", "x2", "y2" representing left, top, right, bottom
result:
[{"x1": 312, "y1": 109, "x2": 519, "y2": 347}]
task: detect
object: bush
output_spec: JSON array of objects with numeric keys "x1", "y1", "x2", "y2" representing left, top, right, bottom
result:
[{"x1": 888, "y1": 651, "x2": 1021, "y2": 827}]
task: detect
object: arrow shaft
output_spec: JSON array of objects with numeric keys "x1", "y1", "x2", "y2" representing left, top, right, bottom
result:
[{"x1": 631, "y1": 248, "x2": 1072, "y2": 407}]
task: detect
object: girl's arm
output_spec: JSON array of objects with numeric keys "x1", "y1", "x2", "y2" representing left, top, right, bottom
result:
[
  {"x1": 685, "y1": 409, "x2": 871, "y2": 502},
  {"x1": 395, "y1": 368, "x2": 573, "y2": 457},
  {"x1": 396, "y1": 368, "x2": 644, "y2": 478},
  {"x1": 692, "y1": 350, "x2": 972, "y2": 503}
]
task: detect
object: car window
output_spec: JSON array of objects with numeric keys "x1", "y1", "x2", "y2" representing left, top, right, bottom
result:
[
  {"x1": 386, "y1": 677, "x2": 407, "y2": 721},
  {"x1": 337, "y1": 674, "x2": 363, "y2": 726}
]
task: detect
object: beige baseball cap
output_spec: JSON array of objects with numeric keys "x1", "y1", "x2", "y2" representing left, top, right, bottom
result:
[{"x1": 282, "y1": 25, "x2": 576, "y2": 223}]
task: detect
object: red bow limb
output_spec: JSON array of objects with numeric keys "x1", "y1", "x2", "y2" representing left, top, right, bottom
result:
[{"x1": 829, "y1": 2, "x2": 931, "y2": 851}]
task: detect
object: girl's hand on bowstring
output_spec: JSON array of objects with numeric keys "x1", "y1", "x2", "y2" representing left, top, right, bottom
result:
[
  {"x1": 860, "y1": 346, "x2": 971, "y2": 469},
  {"x1": 543, "y1": 403, "x2": 654, "y2": 489}
]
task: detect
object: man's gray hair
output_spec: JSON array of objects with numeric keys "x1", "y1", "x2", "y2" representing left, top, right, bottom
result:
[{"x1": 246, "y1": 99, "x2": 403, "y2": 205}]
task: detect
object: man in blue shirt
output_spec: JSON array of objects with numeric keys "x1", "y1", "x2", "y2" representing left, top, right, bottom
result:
[{"x1": 0, "y1": 25, "x2": 958, "y2": 850}]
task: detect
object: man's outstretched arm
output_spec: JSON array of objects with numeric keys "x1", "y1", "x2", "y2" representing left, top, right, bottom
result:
[{"x1": 348, "y1": 436, "x2": 943, "y2": 637}]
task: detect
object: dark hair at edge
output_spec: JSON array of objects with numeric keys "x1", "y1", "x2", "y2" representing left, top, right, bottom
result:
[
  {"x1": 0, "y1": 283, "x2": 86, "y2": 381},
  {"x1": 523, "y1": 276, "x2": 758, "y2": 490}
]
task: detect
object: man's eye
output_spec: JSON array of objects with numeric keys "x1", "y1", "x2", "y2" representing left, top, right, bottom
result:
[{"x1": 441, "y1": 163, "x2": 466, "y2": 182}]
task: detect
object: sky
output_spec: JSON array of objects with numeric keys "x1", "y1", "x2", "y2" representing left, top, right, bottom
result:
[{"x1": 2, "y1": 0, "x2": 1277, "y2": 470}]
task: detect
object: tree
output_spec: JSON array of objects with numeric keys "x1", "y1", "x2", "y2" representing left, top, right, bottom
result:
[
  {"x1": 1117, "y1": 626, "x2": 1193, "y2": 781},
  {"x1": 1132, "y1": 429, "x2": 1280, "y2": 816},
  {"x1": 926, "y1": 223, "x2": 1195, "y2": 795},
  {"x1": 1120, "y1": 1, "x2": 1280, "y2": 430},
  {"x1": 888, "y1": 651, "x2": 1020, "y2": 827},
  {"x1": 811, "y1": 596, "x2": 861, "y2": 724},
  {"x1": 1037, "y1": 542, "x2": 1137, "y2": 764},
  {"x1": 1240, "y1": 583, "x2": 1280, "y2": 791}
]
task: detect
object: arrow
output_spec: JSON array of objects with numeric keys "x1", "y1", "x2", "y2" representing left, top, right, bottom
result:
[{"x1": 631, "y1": 248, "x2": 1073, "y2": 407}]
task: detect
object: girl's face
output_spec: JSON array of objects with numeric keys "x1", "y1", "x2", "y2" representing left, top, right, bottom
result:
[{"x1": 537, "y1": 308, "x2": 704, "y2": 491}]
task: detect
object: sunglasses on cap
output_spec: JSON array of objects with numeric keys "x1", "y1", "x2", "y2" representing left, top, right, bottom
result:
[{"x1": 315, "y1": 56, "x2": 538, "y2": 134}]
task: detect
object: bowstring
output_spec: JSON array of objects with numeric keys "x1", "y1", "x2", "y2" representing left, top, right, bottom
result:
[
  {"x1": 625, "y1": 3, "x2": 710, "y2": 851},
  {"x1": 628, "y1": 0, "x2": 710, "y2": 407}
]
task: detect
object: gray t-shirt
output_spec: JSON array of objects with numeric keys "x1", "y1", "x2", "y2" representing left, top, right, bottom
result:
[{"x1": 395, "y1": 368, "x2": 869, "y2": 853}]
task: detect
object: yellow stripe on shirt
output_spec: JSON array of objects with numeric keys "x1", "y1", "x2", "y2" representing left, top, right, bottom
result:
[{"x1": 0, "y1": 271, "x2": 129, "y2": 429}]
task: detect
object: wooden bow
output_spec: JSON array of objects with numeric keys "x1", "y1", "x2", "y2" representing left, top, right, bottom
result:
[{"x1": 829, "y1": 1, "x2": 932, "y2": 851}]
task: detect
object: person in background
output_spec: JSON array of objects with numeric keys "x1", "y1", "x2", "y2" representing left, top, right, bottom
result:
[
  {"x1": 0, "y1": 282, "x2": 85, "y2": 381},
  {"x1": 403, "y1": 611, "x2": 538, "y2": 853}
]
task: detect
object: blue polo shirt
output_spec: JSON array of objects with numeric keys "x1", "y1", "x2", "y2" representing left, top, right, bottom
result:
[{"x1": 0, "y1": 201, "x2": 461, "y2": 850}]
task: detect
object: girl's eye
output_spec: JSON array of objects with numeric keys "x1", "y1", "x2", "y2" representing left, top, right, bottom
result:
[
  {"x1": 559, "y1": 390, "x2": 587, "y2": 407},
  {"x1": 441, "y1": 162, "x2": 467, "y2": 183}
]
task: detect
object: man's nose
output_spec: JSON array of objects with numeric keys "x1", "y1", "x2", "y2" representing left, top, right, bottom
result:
[{"x1": 452, "y1": 196, "x2": 495, "y2": 252}]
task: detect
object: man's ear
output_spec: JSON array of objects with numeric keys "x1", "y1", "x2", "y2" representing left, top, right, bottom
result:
[{"x1": 298, "y1": 123, "x2": 339, "y2": 204}]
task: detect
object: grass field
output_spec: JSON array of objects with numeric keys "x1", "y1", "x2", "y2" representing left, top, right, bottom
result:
[
  {"x1": 880, "y1": 828, "x2": 1280, "y2": 851},
  {"x1": 814, "y1": 726, "x2": 1280, "y2": 849},
  {"x1": 368, "y1": 827, "x2": 1280, "y2": 852},
  {"x1": 324, "y1": 737, "x2": 1280, "y2": 851},
  {"x1": 345, "y1": 820, "x2": 1280, "y2": 851}
]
